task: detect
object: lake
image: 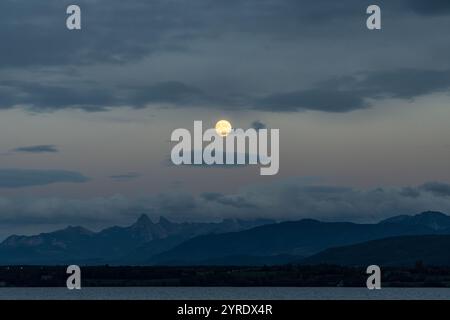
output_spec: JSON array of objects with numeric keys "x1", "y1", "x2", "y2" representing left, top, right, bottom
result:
[{"x1": 0, "y1": 287, "x2": 449, "y2": 300}]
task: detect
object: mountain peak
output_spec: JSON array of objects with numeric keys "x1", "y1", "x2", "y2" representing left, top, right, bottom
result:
[
  {"x1": 380, "y1": 211, "x2": 450, "y2": 231},
  {"x1": 416, "y1": 211, "x2": 448, "y2": 218},
  {"x1": 136, "y1": 214, "x2": 153, "y2": 226}
]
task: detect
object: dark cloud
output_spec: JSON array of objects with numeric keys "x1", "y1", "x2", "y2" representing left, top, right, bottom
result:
[
  {"x1": 110, "y1": 172, "x2": 141, "y2": 181},
  {"x1": 2, "y1": 68, "x2": 449, "y2": 113},
  {"x1": 13, "y1": 145, "x2": 59, "y2": 153},
  {"x1": 0, "y1": 0, "x2": 192, "y2": 68},
  {"x1": 406, "y1": 0, "x2": 450, "y2": 16},
  {"x1": 255, "y1": 69, "x2": 450, "y2": 113},
  {"x1": 154, "y1": 193, "x2": 198, "y2": 214},
  {"x1": 195, "y1": 180, "x2": 450, "y2": 222},
  {"x1": 256, "y1": 89, "x2": 368, "y2": 112},
  {"x1": 0, "y1": 80, "x2": 116, "y2": 112},
  {"x1": 201, "y1": 192, "x2": 222, "y2": 201},
  {"x1": 251, "y1": 120, "x2": 267, "y2": 130},
  {"x1": 1, "y1": 0, "x2": 440, "y2": 70},
  {"x1": 0, "y1": 0, "x2": 333, "y2": 69},
  {"x1": 0, "y1": 169, "x2": 89, "y2": 188},
  {"x1": 0, "y1": 80, "x2": 212, "y2": 111},
  {"x1": 1, "y1": 1, "x2": 450, "y2": 113},
  {"x1": 357, "y1": 69, "x2": 450, "y2": 99},
  {"x1": 0, "y1": 0, "x2": 373, "y2": 69},
  {"x1": 128, "y1": 81, "x2": 210, "y2": 108},
  {"x1": 399, "y1": 187, "x2": 421, "y2": 198},
  {"x1": 201, "y1": 192, "x2": 257, "y2": 209},
  {"x1": 420, "y1": 182, "x2": 450, "y2": 197}
]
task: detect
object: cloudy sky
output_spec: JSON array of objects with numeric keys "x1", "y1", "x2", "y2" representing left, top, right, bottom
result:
[{"x1": 0, "y1": 0, "x2": 450, "y2": 239}]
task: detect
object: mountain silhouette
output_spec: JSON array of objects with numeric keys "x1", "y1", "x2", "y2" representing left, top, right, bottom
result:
[
  {"x1": 0, "y1": 214, "x2": 273, "y2": 265},
  {"x1": 1, "y1": 211, "x2": 450, "y2": 266},
  {"x1": 379, "y1": 211, "x2": 450, "y2": 230},
  {"x1": 151, "y1": 211, "x2": 450, "y2": 265},
  {"x1": 300, "y1": 235, "x2": 450, "y2": 266}
]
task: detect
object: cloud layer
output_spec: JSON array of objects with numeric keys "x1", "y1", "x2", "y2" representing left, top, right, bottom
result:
[
  {"x1": 1, "y1": 0, "x2": 450, "y2": 113},
  {"x1": 13, "y1": 145, "x2": 59, "y2": 153},
  {"x1": 256, "y1": 69, "x2": 450, "y2": 112},
  {"x1": 2, "y1": 68, "x2": 450, "y2": 113},
  {"x1": 0, "y1": 169, "x2": 89, "y2": 188},
  {"x1": 1, "y1": 179, "x2": 450, "y2": 233}
]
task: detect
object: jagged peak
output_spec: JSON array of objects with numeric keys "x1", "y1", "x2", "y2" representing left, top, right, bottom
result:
[{"x1": 135, "y1": 214, "x2": 153, "y2": 225}]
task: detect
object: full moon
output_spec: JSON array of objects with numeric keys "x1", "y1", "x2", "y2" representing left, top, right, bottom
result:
[{"x1": 215, "y1": 120, "x2": 232, "y2": 137}]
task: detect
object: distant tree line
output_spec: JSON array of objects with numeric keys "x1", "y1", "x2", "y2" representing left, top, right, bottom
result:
[{"x1": 1, "y1": 264, "x2": 450, "y2": 287}]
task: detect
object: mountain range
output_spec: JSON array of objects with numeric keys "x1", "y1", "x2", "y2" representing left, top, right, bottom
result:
[
  {"x1": 0, "y1": 215, "x2": 273, "y2": 265},
  {"x1": 151, "y1": 211, "x2": 450, "y2": 265},
  {"x1": 1, "y1": 211, "x2": 449, "y2": 266}
]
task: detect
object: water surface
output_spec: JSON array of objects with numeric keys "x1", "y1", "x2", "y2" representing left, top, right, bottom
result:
[{"x1": 0, "y1": 287, "x2": 449, "y2": 300}]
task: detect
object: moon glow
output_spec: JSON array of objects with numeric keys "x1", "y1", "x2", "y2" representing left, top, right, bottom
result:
[{"x1": 215, "y1": 120, "x2": 232, "y2": 137}]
